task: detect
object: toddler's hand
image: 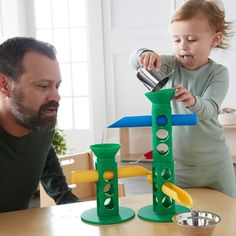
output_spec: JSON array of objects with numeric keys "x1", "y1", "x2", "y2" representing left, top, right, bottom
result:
[
  {"x1": 173, "y1": 84, "x2": 196, "y2": 108},
  {"x1": 139, "y1": 51, "x2": 161, "y2": 71}
]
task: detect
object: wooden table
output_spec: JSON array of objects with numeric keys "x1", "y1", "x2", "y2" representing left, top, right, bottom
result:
[{"x1": 0, "y1": 188, "x2": 235, "y2": 236}]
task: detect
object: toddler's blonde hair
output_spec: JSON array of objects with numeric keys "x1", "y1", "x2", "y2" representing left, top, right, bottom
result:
[{"x1": 171, "y1": 0, "x2": 233, "y2": 49}]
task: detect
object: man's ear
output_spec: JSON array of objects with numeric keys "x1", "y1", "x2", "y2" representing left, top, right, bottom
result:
[
  {"x1": 0, "y1": 73, "x2": 12, "y2": 97},
  {"x1": 211, "y1": 32, "x2": 222, "y2": 48}
]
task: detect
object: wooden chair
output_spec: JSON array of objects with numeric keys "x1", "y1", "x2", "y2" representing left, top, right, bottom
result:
[{"x1": 40, "y1": 151, "x2": 125, "y2": 207}]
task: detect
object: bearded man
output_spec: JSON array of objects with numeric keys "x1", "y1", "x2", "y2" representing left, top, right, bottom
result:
[{"x1": 0, "y1": 37, "x2": 79, "y2": 212}]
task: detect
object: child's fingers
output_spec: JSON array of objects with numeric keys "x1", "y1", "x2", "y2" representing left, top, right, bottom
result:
[
  {"x1": 173, "y1": 84, "x2": 182, "y2": 95},
  {"x1": 173, "y1": 84, "x2": 181, "y2": 89},
  {"x1": 173, "y1": 85, "x2": 196, "y2": 107},
  {"x1": 140, "y1": 52, "x2": 160, "y2": 71},
  {"x1": 149, "y1": 53, "x2": 160, "y2": 71},
  {"x1": 173, "y1": 84, "x2": 185, "y2": 98},
  {"x1": 140, "y1": 53, "x2": 151, "y2": 68}
]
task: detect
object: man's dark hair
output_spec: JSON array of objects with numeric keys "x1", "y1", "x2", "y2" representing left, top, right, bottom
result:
[{"x1": 0, "y1": 37, "x2": 57, "y2": 81}]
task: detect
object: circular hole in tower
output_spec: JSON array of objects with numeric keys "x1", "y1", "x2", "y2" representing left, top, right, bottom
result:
[
  {"x1": 153, "y1": 183, "x2": 158, "y2": 193},
  {"x1": 103, "y1": 170, "x2": 114, "y2": 181},
  {"x1": 104, "y1": 183, "x2": 114, "y2": 196},
  {"x1": 153, "y1": 167, "x2": 158, "y2": 178},
  {"x1": 156, "y1": 115, "x2": 168, "y2": 126},
  {"x1": 154, "y1": 196, "x2": 159, "y2": 206},
  {"x1": 162, "y1": 196, "x2": 173, "y2": 208},
  {"x1": 161, "y1": 168, "x2": 172, "y2": 181},
  {"x1": 104, "y1": 198, "x2": 114, "y2": 210},
  {"x1": 152, "y1": 167, "x2": 158, "y2": 184},
  {"x1": 156, "y1": 143, "x2": 169, "y2": 155},
  {"x1": 156, "y1": 129, "x2": 168, "y2": 140}
]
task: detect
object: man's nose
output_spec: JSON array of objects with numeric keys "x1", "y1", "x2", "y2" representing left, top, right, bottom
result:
[{"x1": 47, "y1": 88, "x2": 61, "y2": 102}]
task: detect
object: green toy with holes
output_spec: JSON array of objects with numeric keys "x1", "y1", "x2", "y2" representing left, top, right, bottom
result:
[
  {"x1": 80, "y1": 89, "x2": 193, "y2": 225},
  {"x1": 138, "y1": 88, "x2": 190, "y2": 222},
  {"x1": 81, "y1": 143, "x2": 135, "y2": 225}
]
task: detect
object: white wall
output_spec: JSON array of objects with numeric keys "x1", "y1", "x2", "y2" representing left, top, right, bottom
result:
[
  {"x1": 102, "y1": 0, "x2": 236, "y2": 122},
  {"x1": 103, "y1": 0, "x2": 176, "y2": 120},
  {"x1": 210, "y1": 0, "x2": 236, "y2": 108},
  {"x1": 102, "y1": 0, "x2": 236, "y2": 156},
  {"x1": 0, "y1": 0, "x2": 22, "y2": 39}
]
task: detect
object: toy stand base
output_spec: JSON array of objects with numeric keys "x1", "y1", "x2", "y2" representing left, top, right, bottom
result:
[
  {"x1": 138, "y1": 205, "x2": 190, "y2": 222},
  {"x1": 81, "y1": 207, "x2": 135, "y2": 225}
]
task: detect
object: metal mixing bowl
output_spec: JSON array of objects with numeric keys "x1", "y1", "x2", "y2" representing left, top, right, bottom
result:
[{"x1": 172, "y1": 211, "x2": 221, "y2": 236}]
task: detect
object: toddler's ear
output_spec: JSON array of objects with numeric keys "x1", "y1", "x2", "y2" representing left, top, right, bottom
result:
[{"x1": 211, "y1": 32, "x2": 222, "y2": 48}]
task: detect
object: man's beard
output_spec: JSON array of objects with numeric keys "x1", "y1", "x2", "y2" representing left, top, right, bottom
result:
[{"x1": 10, "y1": 90, "x2": 59, "y2": 131}]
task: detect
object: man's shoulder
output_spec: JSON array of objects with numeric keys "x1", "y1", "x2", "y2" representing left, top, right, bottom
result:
[{"x1": 31, "y1": 129, "x2": 55, "y2": 138}]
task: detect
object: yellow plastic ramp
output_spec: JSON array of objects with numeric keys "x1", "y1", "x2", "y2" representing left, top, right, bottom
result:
[
  {"x1": 117, "y1": 165, "x2": 152, "y2": 178},
  {"x1": 162, "y1": 182, "x2": 193, "y2": 209},
  {"x1": 71, "y1": 165, "x2": 152, "y2": 184}
]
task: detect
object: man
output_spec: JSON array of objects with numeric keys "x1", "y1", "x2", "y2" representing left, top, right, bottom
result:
[{"x1": 0, "y1": 37, "x2": 79, "y2": 212}]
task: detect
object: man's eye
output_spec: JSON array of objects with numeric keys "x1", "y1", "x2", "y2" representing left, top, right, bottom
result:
[
  {"x1": 56, "y1": 83, "x2": 61, "y2": 90},
  {"x1": 38, "y1": 85, "x2": 49, "y2": 89}
]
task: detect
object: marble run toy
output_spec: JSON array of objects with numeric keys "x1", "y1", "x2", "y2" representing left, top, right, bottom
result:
[
  {"x1": 71, "y1": 88, "x2": 196, "y2": 224},
  {"x1": 108, "y1": 88, "x2": 196, "y2": 222},
  {"x1": 72, "y1": 164, "x2": 193, "y2": 209}
]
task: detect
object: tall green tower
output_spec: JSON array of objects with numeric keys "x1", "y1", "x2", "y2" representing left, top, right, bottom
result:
[{"x1": 138, "y1": 89, "x2": 189, "y2": 222}]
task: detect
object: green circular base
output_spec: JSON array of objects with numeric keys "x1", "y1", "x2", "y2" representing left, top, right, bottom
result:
[
  {"x1": 138, "y1": 205, "x2": 190, "y2": 222},
  {"x1": 81, "y1": 207, "x2": 135, "y2": 225}
]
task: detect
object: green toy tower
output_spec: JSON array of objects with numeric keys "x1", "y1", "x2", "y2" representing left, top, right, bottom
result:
[
  {"x1": 138, "y1": 89, "x2": 189, "y2": 222},
  {"x1": 81, "y1": 143, "x2": 135, "y2": 225}
]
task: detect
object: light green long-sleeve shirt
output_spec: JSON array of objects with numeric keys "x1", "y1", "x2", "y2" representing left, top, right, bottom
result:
[{"x1": 130, "y1": 49, "x2": 235, "y2": 197}]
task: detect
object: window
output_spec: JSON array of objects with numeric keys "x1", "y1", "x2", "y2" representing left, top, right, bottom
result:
[{"x1": 34, "y1": 0, "x2": 90, "y2": 129}]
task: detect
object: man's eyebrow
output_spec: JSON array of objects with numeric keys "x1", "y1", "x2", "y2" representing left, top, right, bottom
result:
[{"x1": 30, "y1": 78, "x2": 59, "y2": 83}]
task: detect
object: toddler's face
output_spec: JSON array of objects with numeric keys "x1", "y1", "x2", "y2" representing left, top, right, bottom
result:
[{"x1": 171, "y1": 16, "x2": 218, "y2": 70}]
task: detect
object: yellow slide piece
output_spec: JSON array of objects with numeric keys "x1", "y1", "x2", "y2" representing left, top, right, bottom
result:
[
  {"x1": 118, "y1": 165, "x2": 152, "y2": 178},
  {"x1": 146, "y1": 176, "x2": 193, "y2": 208},
  {"x1": 71, "y1": 169, "x2": 99, "y2": 183},
  {"x1": 162, "y1": 182, "x2": 193, "y2": 209},
  {"x1": 71, "y1": 165, "x2": 152, "y2": 184},
  {"x1": 71, "y1": 166, "x2": 193, "y2": 209}
]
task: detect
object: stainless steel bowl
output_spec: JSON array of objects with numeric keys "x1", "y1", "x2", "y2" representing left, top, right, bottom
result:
[{"x1": 172, "y1": 211, "x2": 221, "y2": 236}]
